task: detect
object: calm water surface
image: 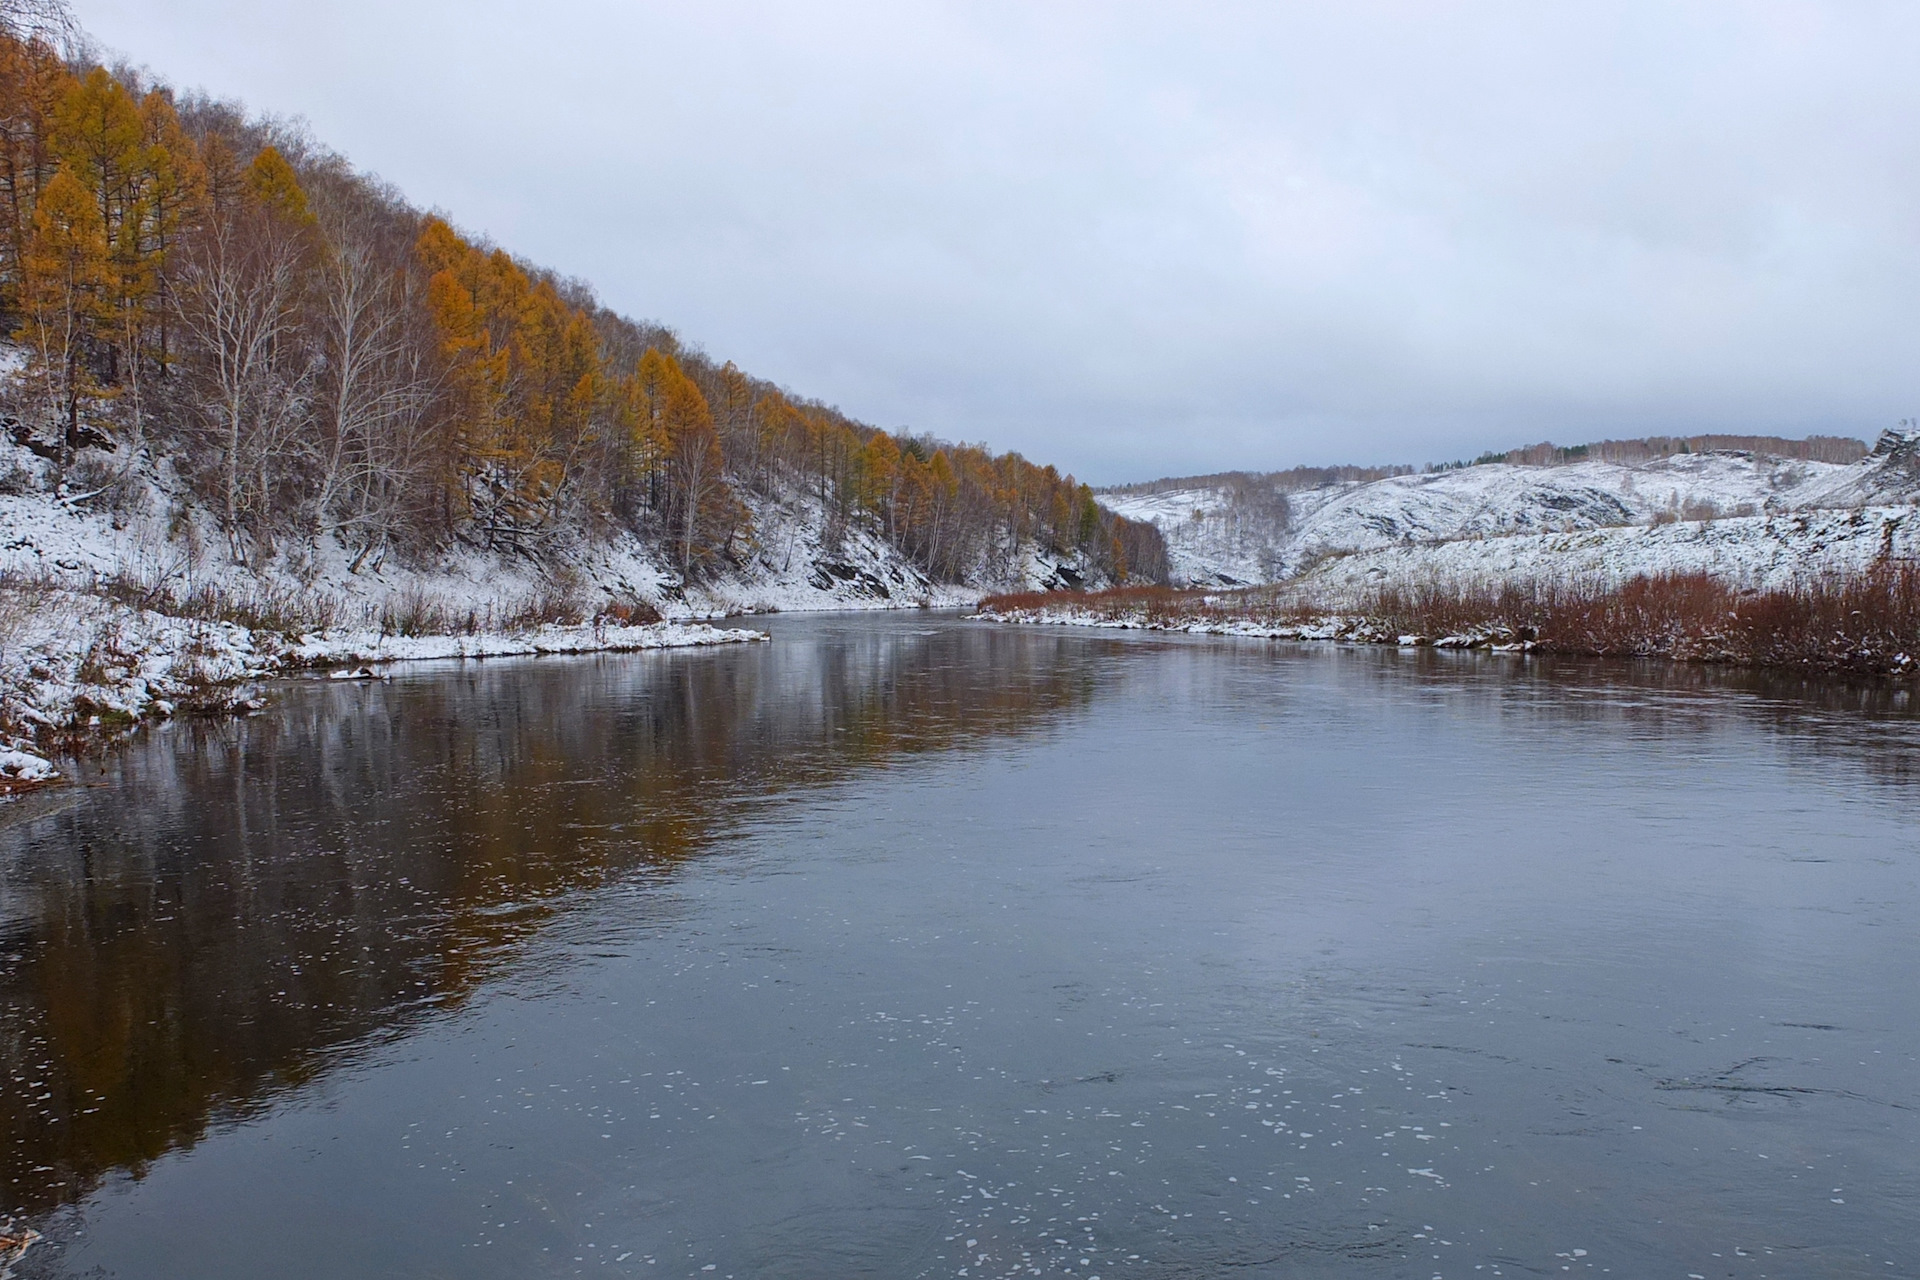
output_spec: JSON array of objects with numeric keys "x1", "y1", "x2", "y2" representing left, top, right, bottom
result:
[{"x1": 2, "y1": 613, "x2": 1916, "y2": 1278}]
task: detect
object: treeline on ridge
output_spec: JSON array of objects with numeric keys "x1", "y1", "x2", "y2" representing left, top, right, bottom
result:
[
  {"x1": 0, "y1": 13, "x2": 1166, "y2": 587},
  {"x1": 1461, "y1": 435, "x2": 1868, "y2": 469},
  {"x1": 1106, "y1": 433, "x2": 1869, "y2": 500}
]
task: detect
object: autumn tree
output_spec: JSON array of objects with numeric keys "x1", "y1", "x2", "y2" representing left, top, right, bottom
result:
[
  {"x1": 132, "y1": 86, "x2": 203, "y2": 378},
  {"x1": 17, "y1": 165, "x2": 106, "y2": 456},
  {"x1": 0, "y1": 23, "x2": 1170, "y2": 590},
  {"x1": 48, "y1": 66, "x2": 187, "y2": 435},
  {"x1": 628, "y1": 348, "x2": 743, "y2": 579},
  {"x1": 0, "y1": 24, "x2": 67, "y2": 321},
  {"x1": 420, "y1": 218, "x2": 547, "y2": 545}
]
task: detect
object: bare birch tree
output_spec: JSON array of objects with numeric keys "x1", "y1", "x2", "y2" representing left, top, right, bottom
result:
[{"x1": 173, "y1": 207, "x2": 312, "y2": 560}]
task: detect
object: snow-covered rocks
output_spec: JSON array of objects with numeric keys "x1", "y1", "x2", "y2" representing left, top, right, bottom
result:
[{"x1": 0, "y1": 749, "x2": 55, "y2": 783}]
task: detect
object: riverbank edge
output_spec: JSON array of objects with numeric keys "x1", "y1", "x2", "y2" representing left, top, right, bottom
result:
[
  {"x1": 0, "y1": 593, "x2": 770, "y2": 791},
  {"x1": 970, "y1": 573, "x2": 1920, "y2": 677},
  {"x1": 971, "y1": 606, "x2": 1541, "y2": 651}
]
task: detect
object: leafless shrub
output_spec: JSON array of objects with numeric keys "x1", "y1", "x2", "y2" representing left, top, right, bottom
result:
[
  {"x1": 64, "y1": 452, "x2": 147, "y2": 517},
  {"x1": 0, "y1": 575, "x2": 47, "y2": 652},
  {"x1": 985, "y1": 567, "x2": 1920, "y2": 675},
  {"x1": 90, "y1": 570, "x2": 340, "y2": 634},
  {"x1": 377, "y1": 586, "x2": 461, "y2": 637}
]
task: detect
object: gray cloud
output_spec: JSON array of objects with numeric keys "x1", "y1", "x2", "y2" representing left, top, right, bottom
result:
[{"x1": 77, "y1": 0, "x2": 1920, "y2": 481}]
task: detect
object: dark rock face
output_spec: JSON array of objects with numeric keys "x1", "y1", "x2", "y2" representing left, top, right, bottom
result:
[
  {"x1": 809, "y1": 560, "x2": 894, "y2": 598},
  {"x1": 4, "y1": 416, "x2": 113, "y2": 459},
  {"x1": 1870, "y1": 428, "x2": 1920, "y2": 474}
]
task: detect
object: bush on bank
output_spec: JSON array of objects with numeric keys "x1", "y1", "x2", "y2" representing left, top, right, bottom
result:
[{"x1": 978, "y1": 567, "x2": 1920, "y2": 675}]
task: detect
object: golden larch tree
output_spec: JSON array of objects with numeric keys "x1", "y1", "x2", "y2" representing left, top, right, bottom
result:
[{"x1": 17, "y1": 163, "x2": 106, "y2": 455}]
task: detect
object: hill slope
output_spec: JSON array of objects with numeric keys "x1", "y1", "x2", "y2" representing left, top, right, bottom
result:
[{"x1": 1100, "y1": 434, "x2": 1919, "y2": 588}]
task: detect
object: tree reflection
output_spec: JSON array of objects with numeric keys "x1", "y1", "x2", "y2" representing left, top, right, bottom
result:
[{"x1": 0, "y1": 623, "x2": 1098, "y2": 1217}]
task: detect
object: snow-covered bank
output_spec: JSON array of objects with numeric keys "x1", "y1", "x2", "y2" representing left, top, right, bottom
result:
[
  {"x1": 286, "y1": 620, "x2": 766, "y2": 666},
  {"x1": 0, "y1": 398, "x2": 1112, "y2": 788},
  {"x1": 0, "y1": 584, "x2": 765, "y2": 790},
  {"x1": 973, "y1": 599, "x2": 1478, "y2": 648}
]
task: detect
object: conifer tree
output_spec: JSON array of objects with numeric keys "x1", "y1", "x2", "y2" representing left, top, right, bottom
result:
[
  {"x1": 244, "y1": 145, "x2": 312, "y2": 225},
  {"x1": 135, "y1": 87, "x2": 203, "y2": 373},
  {"x1": 18, "y1": 164, "x2": 106, "y2": 456},
  {"x1": 50, "y1": 68, "x2": 143, "y2": 244},
  {"x1": 0, "y1": 26, "x2": 65, "y2": 318}
]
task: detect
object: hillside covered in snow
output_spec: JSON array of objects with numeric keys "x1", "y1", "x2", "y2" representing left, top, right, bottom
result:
[{"x1": 1100, "y1": 432, "x2": 1920, "y2": 590}]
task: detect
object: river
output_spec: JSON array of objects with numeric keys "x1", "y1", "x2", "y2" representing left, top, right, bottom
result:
[{"x1": 2, "y1": 612, "x2": 1915, "y2": 1278}]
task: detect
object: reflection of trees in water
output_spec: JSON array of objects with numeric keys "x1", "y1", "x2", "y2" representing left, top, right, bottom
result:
[{"x1": 0, "y1": 625, "x2": 1099, "y2": 1218}]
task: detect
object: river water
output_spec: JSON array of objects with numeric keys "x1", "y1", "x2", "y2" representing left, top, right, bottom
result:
[{"x1": 2, "y1": 612, "x2": 1916, "y2": 1278}]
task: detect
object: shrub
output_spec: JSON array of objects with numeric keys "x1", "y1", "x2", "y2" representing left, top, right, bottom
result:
[
  {"x1": 595, "y1": 598, "x2": 662, "y2": 626},
  {"x1": 982, "y1": 567, "x2": 1920, "y2": 675}
]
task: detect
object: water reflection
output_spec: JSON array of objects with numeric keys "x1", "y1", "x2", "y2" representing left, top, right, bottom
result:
[
  {"x1": 1, "y1": 615, "x2": 1917, "y2": 1275},
  {"x1": 0, "y1": 619, "x2": 1097, "y2": 1217}
]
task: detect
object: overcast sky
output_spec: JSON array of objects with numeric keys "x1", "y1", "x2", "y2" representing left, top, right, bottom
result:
[{"x1": 72, "y1": 1, "x2": 1920, "y2": 483}]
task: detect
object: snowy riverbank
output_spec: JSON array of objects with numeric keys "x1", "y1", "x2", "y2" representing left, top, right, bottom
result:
[
  {"x1": 0, "y1": 584, "x2": 766, "y2": 789},
  {"x1": 975, "y1": 566, "x2": 1920, "y2": 676}
]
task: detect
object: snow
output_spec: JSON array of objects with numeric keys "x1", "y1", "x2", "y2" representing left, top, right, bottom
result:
[
  {"x1": 1289, "y1": 505, "x2": 1920, "y2": 603},
  {"x1": 285, "y1": 620, "x2": 766, "y2": 666},
  {"x1": 1100, "y1": 440, "x2": 1920, "y2": 587},
  {"x1": 0, "y1": 749, "x2": 55, "y2": 783},
  {"x1": 0, "y1": 361, "x2": 1074, "y2": 785},
  {"x1": 0, "y1": 583, "x2": 766, "y2": 787},
  {"x1": 0, "y1": 433, "x2": 1025, "y2": 631}
]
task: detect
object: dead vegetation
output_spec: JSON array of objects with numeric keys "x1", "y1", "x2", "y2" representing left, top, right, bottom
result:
[{"x1": 980, "y1": 566, "x2": 1920, "y2": 675}]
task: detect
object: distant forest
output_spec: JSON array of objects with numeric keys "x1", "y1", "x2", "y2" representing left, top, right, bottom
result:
[
  {"x1": 1102, "y1": 433, "x2": 1869, "y2": 498},
  {"x1": 0, "y1": 5, "x2": 1165, "y2": 585}
]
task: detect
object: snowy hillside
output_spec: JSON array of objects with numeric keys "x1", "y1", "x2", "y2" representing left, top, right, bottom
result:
[
  {"x1": 0, "y1": 430, "x2": 1095, "y2": 626},
  {"x1": 1101, "y1": 434, "x2": 1920, "y2": 587},
  {"x1": 1285, "y1": 505, "x2": 1920, "y2": 602}
]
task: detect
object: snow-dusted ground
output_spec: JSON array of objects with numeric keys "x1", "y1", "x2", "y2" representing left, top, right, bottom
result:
[
  {"x1": 1288, "y1": 505, "x2": 1920, "y2": 603},
  {"x1": 1101, "y1": 435, "x2": 1920, "y2": 587},
  {"x1": 0, "y1": 455, "x2": 980, "y2": 628},
  {"x1": 0, "y1": 584, "x2": 765, "y2": 788},
  {"x1": 0, "y1": 380, "x2": 1103, "y2": 785},
  {"x1": 1, "y1": 393, "x2": 1020, "y2": 784},
  {"x1": 1098, "y1": 488, "x2": 1282, "y2": 585},
  {"x1": 973, "y1": 603, "x2": 1449, "y2": 651}
]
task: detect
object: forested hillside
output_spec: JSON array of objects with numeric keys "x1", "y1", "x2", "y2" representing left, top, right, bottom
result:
[{"x1": 0, "y1": 8, "x2": 1164, "y2": 597}]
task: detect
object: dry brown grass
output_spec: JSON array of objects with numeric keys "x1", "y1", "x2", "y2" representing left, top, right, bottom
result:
[{"x1": 981, "y1": 567, "x2": 1920, "y2": 674}]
